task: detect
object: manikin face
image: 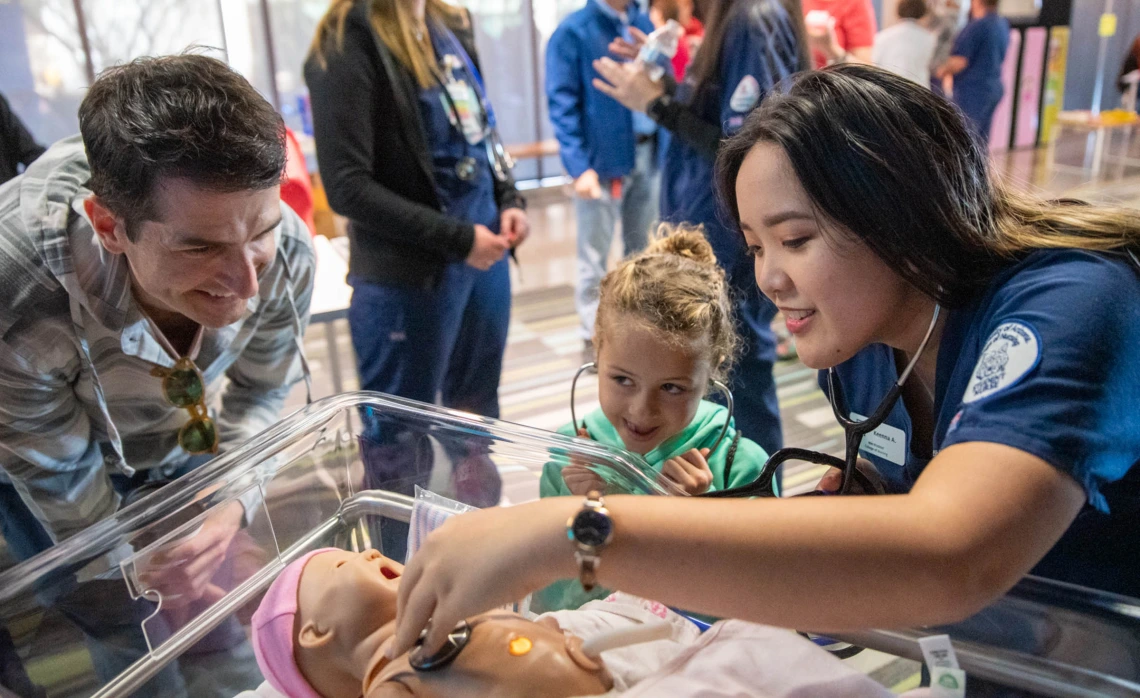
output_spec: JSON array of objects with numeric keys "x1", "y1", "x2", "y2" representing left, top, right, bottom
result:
[
  {"x1": 88, "y1": 178, "x2": 281, "y2": 329},
  {"x1": 596, "y1": 317, "x2": 711, "y2": 455},
  {"x1": 370, "y1": 613, "x2": 614, "y2": 698},
  {"x1": 298, "y1": 549, "x2": 404, "y2": 653},
  {"x1": 734, "y1": 143, "x2": 920, "y2": 370}
]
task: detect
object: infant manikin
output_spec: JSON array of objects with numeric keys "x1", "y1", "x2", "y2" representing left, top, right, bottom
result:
[
  {"x1": 249, "y1": 548, "x2": 917, "y2": 698},
  {"x1": 250, "y1": 548, "x2": 617, "y2": 698}
]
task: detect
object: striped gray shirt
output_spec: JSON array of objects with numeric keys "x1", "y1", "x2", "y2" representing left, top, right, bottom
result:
[{"x1": 0, "y1": 136, "x2": 314, "y2": 543}]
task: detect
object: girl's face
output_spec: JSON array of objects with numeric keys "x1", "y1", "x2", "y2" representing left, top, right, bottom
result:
[
  {"x1": 596, "y1": 317, "x2": 711, "y2": 455},
  {"x1": 735, "y1": 143, "x2": 925, "y2": 369}
]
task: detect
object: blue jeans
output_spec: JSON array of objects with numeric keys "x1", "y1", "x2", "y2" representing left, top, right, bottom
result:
[
  {"x1": 574, "y1": 139, "x2": 660, "y2": 339},
  {"x1": 348, "y1": 255, "x2": 511, "y2": 418}
]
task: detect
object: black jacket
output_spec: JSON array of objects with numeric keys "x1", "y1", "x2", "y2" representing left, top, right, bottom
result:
[
  {"x1": 0, "y1": 93, "x2": 45, "y2": 185},
  {"x1": 304, "y1": 2, "x2": 524, "y2": 288}
]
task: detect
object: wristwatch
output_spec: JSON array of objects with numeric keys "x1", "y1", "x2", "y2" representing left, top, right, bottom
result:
[{"x1": 566, "y1": 490, "x2": 614, "y2": 592}]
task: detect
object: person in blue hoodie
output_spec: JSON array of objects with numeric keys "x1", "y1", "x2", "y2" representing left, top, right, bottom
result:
[
  {"x1": 546, "y1": 0, "x2": 661, "y2": 350},
  {"x1": 591, "y1": 0, "x2": 808, "y2": 456}
]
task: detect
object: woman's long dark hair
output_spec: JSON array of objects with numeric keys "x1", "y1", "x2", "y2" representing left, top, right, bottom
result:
[{"x1": 716, "y1": 64, "x2": 1140, "y2": 307}]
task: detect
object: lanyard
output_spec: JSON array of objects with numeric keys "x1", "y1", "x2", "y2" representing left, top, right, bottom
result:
[{"x1": 431, "y1": 24, "x2": 497, "y2": 131}]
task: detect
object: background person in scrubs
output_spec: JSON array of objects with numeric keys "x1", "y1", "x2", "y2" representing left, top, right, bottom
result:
[
  {"x1": 935, "y1": 0, "x2": 1010, "y2": 143},
  {"x1": 592, "y1": 0, "x2": 809, "y2": 456},
  {"x1": 388, "y1": 66, "x2": 1140, "y2": 660},
  {"x1": 305, "y1": 0, "x2": 529, "y2": 420},
  {"x1": 305, "y1": 0, "x2": 529, "y2": 555}
]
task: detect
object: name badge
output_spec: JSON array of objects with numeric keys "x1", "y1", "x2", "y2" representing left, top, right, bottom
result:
[
  {"x1": 441, "y1": 75, "x2": 485, "y2": 145},
  {"x1": 851, "y1": 413, "x2": 907, "y2": 466}
]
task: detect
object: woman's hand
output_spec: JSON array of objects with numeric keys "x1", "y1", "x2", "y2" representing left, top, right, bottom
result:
[
  {"x1": 660, "y1": 448, "x2": 713, "y2": 495},
  {"x1": 592, "y1": 57, "x2": 665, "y2": 114},
  {"x1": 390, "y1": 498, "x2": 579, "y2": 660},
  {"x1": 608, "y1": 26, "x2": 649, "y2": 61},
  {"x1": 466, "y1": 224, "x2": 510, "y2": 270},
  {"x1": 500, "y1": 208, "x2": 530, "y2": 249}
]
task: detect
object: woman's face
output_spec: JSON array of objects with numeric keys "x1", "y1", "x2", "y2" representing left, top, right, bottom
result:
[{"x1": 734, "y1": 143, "x2": 919, "y2": 369}]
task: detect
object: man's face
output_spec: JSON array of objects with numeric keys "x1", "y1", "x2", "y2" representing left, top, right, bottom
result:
[{"x1": 91, "y1": 178, "x2": 282, "y2": 328}]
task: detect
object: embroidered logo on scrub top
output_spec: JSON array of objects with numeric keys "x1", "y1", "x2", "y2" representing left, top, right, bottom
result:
[
  {"x1": 963, "y1": 322, "x2": 1041, "y2": 403},
  {"x1": 729, "y1": 75, "x2": 761, "y2": 112}
]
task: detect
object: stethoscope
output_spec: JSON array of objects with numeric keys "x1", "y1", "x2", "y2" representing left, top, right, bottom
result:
[
  {"x1": 570, "y1": 363, "x2": 736, "y2": 455},
  {"x1": 704, "y1": 303, "x2": 943, "y2": 498},
  {"x1": 566, "y1": 305, "x2": 940, "y2": 497}
]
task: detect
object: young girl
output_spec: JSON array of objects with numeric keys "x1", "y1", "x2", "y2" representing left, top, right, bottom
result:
[
  {"x1": 536, "y1": 227, "x2": 771, "y2": 613},
  {"x1": 542, "y1": 226, "x2": 771, "y2": 499}
]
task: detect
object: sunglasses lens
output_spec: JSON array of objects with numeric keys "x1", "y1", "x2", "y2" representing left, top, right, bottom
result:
[
  {"x1": 166, "y1": 366, "x2": 204, "y2": 408},
  {"x1": 179, "y1": 418, "x2": 217, "y2": 455}
]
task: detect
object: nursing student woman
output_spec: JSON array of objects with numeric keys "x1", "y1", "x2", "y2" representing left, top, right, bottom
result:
[{"x1": 390, "y1": 65, "x2": 1140, "y2": 661}]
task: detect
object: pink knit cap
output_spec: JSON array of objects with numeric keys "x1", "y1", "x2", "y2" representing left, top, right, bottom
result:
[{"x1": 251, "y1": 548, "x2": 341, "y2": 698}]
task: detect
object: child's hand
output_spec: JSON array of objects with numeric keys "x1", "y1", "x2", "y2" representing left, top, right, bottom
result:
[
  {"x1": 562, "y1": 428, "x2": 608, "y2": 495},
  {"x1": 660, "y1": 448, "x2": 713, "y2": 495},
  {"x1": 815, "y1": 457, "x2": 885, "y2": 495}
]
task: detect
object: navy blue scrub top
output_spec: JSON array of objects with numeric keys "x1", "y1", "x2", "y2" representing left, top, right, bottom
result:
[
  {"x1": 417, "y1": 24, "x2": 499, "y2": 231},
  {"x1": 659, "y1": 0, "x2": 799, "y2": 287},
  {"x1": 823, "y1": 249, "x2": 1140, "y2": 598},
  {"x1": 951, "y1": 12, "x2": 1010, "y2": 101}
]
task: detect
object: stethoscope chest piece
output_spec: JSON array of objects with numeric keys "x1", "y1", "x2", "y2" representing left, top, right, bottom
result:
[{"x1": 409, "y1": 620, "x2": 472, "y2": 672}]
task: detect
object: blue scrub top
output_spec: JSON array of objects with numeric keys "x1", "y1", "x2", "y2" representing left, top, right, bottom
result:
[
  {"x1": 659, "y1": 0, "x2": 799, "y2": 289},
  {"x1": 824, "y1": 249, "x2": 1140, "y2": 597},
  {"x1": 417, "y1": 24, "x2": 499, "y2": 231},
  {"x1": 951, "y1": 12, "x2": 1010, "y2": 102}
]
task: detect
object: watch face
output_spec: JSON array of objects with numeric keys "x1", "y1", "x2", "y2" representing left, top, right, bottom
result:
[{"x1": 571, "y1": 508, "x2": 613, "y2": 548}]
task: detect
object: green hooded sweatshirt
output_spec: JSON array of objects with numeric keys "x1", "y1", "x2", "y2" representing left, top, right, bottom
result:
[
  {"x1": 533, "y1": 400, "x2": 771, "y2": 613},
  {"x1": 541, "y1": 400, "x2": 768, "y2": 497}
]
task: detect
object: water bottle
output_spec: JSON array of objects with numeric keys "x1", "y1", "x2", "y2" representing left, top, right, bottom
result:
[{"x1": 635, "y1": 19, "x2": 683, "y2": 82}]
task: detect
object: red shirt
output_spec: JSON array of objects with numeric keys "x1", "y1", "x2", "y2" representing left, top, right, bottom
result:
[
  {"x1": 672, "y1": 35, "x2": 691, "y2": 80},
  {"x1": 673, "y1": 17, "x2": 702, "y2": 81},
  {"x1": 802, "y1": 0, "x2": 877, "y2": 68}
]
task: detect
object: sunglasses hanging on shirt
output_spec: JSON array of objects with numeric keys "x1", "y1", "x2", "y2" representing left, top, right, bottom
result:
[{"x1": 143, "y1": 317, "x2": 220, "y2": 455}]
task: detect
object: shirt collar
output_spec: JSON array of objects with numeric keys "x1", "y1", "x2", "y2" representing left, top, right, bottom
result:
[
  {"x1": 68, "y1": 192, "x2": 134, "y2": 332},
  {"x1": 593, "y1": 0, "x2": 631, "y2": 25}
]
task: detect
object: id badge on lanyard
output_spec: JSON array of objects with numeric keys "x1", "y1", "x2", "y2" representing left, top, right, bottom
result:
[{"x1": 440, "y1": 54, "x2": 485, "y2": 146}]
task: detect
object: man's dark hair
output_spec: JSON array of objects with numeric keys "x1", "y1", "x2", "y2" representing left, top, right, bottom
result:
[
  {"x1": 897, "y1": 0, "x2": 928, "y2": 20},
  {"x1": 981, "y1": 0, "x2": 1001, "y2": 9},
  {"x1": 79, "y1": 54, "x2": 285, "y2": 240}
]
